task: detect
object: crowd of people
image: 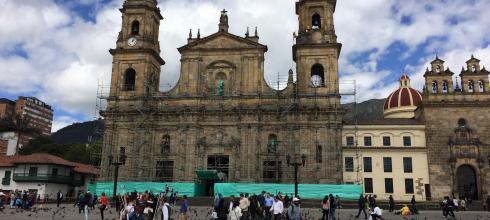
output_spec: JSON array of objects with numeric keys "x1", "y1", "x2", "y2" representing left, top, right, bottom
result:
[{"x1": 0, "y1": 190, "x2": 39, "y2": 210}]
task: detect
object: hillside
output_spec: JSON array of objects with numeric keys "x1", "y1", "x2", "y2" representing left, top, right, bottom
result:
[
  {"x1": 51, "y1": 120, "x2": 104, "y2": 145},
  {"x1": 51, "y1": 99, "x2": 385, "y2": 144}
]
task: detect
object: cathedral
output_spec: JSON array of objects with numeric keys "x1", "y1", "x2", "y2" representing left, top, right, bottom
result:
[
  {"x1": 100, "y1": 0, "x2": 344, "y2": 193},
  {"x1": 100, "y1": 0, "x2": 490, "y2": 200}
]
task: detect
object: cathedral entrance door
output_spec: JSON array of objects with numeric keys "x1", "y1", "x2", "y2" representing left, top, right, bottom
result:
[
  {"x1": 204, "y1": 155, "x2": 229, "y2": 196},
  {"x1": 456, "y1": 165, "x2": 478, "y2": 199}
]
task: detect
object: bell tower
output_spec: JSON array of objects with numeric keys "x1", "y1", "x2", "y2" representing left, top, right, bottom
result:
[
  {"x1": 108, "y1": 0, "x2": 165, "y2": 98},
  {"x1": 293, "y1": 0, "x2": 341, "y2": 96}
]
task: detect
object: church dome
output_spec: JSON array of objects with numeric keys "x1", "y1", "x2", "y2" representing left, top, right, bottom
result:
[{"x1": 383, "y1": 75, "x2": 423, "y2": 118}]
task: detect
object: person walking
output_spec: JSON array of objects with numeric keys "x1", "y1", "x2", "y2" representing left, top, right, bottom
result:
[
  {"x1": 239, "y1": 193, "x2": 250, "y2": 220},
  {"x1": 410, "y1": 195, "x2": 418, "y2": 214},
  {"x1": 452, "y1": 197, "x2": 459, "y2": 212},
  {"x1": 270, "y1": 196, "x2": 283, "y2": 220},
  {"x1": 230, "y1": 201, "x2": 243, "y2": 220},
  {"x1": 388, "y1": 195, "x2": 395, "y2": 212},
  {"x1": 486, "y1": 196, "x2": 490, "y2": 212},
  {"x1": 264, "y1": 193, "x2": 274, "y2": 220},
  {"x1": 56, "y1": 190, "x2": 63, "y2": 207},
  {"x1": 329, "y1": 194, "x2": 337, "y2": 220},
  {"x1": 99, "y1": 193, "x2": 108, "y2": 220},
  {"x1": 354, "y1": 194, "x2": 367, "y2": 219},
  {"x1": 216, "y1": 195, "x2": 227, "y2": 220},
  {"x1": 321, "y1": 195, "x2": 330, "y2": 220},
  {"x1": 460, "y1": 197, "x2": 466, "y2": 211},
  {"x1": 178, "y1": 195, "x2": 188, "y2": 220},
  {"x1": 161, "y1": 199, "x2": 171, "y2": 220},
  {"x1": 287, "y1": 198, "x2": 301, "y2": 220}
]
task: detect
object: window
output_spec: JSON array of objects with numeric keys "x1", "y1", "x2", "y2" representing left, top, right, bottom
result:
[
  {"x1": 382, "y1": 136, "x2": 391, "y2": 147},
  {"x1": 442, "y1": 81, "x2": 448, "y2": 94},
  {"x1": 346, "y1": 136, "x2": 354, "y2": 146},
  {"x1": 364, "y1": 136, "x2": 372, "y2": 147},
  {"x1": 123, "y1": 68, "x2": 136, "y2": 91},
  {"x1": 344, "y1": 157, "x2": 354, "y2": 172},
  {"x1": 263, "y1": 161, "x2": 282, "y2": 183},
  {"x1": 468, "y1": 80, "x2": 474, "y2": 93},
  {"x1": 312, "y1": 13, "x2": 321, "y2": 28},
  {"x1": 131, "y1": 20, "x2": 140, "y2": 35},
  {"x1": 478, "y1": 80, "x2": 485, "y2": 93},
  {"x1": 52, "y1": 168, "x2": 58, "y2": 176},
  {"x1": 363, "y1": 157, "x2": 372, "y2": 172},
  {"x1": 364, "y1": 178, "x2": 373, "y2": 193},
  {"x1": 310, "y1": 64, "x2": 325, "y2": 88},
  {"x1": 403, "y1": 157, "x2": 413, "y2": 173},
  {"x1": 432, "y1": 81, "x2": 438, "y2": 93},
  {"x1": 435, "y1": 65, "x2": 441, "y2": 73},
  {"x1": 385, "y1": 178, "x2": 394, "y2": 193},
  {"x1": 2, "y1": 170, "x2": 11, "y2": 185},
  {"x1": 315, "y1": 145, "x2": 322, "y2": 163},
  {"x1": 161, "y1": 135, "x2": 170, "y2": 154},
  {"x1": 405, "y1": 178, "x2": 414, "y2": 194},
  {"x1": 471, "y1": 65, "x2": 477, "y2": 72},
  {"x1": 403, "y1": 136, "x2": 412, "y2": 147},
  {"x1": 383, "y1": 157, "x2": 392, "y2": 172},
  {"x1": 268, "y1": 134, "x2": 278, "y2": 153},
  {"x1": 155, "y1": 161, "x2": 174, "y2": 182},
  {"x1": 28, "y1": 167, "x2": 38, "y2": 176}
]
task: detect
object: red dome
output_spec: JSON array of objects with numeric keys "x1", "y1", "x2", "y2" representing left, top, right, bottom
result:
[{"x1": 384, "y1": 87, "x2": 423, "y2": 110}]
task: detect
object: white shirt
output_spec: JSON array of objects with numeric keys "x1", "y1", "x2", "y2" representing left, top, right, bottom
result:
[
  {"x1": 161, "y1": 203, "x2": 170, "y2": 220},
  {"x1": 271, "y1": 200, "x2": 284, "y2": 215},
  {"x1": 372, "y1": 207, "x2": 382, "y2": 216}
]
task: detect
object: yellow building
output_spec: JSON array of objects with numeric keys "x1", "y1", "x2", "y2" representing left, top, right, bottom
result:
[{"x1": 343, "y1": 75, "x2": 430, "y2": 201}]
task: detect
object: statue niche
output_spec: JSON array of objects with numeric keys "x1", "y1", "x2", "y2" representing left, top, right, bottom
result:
[{"x1": 204, "y1": 60, "x2": 236, "y2": 95}]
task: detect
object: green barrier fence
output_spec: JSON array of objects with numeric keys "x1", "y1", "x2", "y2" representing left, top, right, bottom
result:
[
  {"x1": 88, "y1": 182, "x2": 205, "y2": 197},
  {"x1": 214, "y1": 183, "x2": 362, "y2": 200}
]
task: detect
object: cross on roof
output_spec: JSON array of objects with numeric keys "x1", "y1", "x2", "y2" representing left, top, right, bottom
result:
[{"x1": 221, "y1": 9, "x2": 227, "y2": 14}]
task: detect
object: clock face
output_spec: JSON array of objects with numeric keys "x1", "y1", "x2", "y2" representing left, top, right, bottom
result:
[
  {"x1": 311, "y1": 75, "x2": 323, "y2": 88},
  {"x1": 127, "y1": 37, "x2": 137, "y2": 47}
]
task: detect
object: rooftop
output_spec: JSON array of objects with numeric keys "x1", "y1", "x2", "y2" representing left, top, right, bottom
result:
[{"x1": 0, "y1": 153, "x2": 99, "y2": 175}]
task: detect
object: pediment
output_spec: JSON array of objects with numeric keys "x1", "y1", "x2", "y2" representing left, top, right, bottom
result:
[{"x1": 178, "y1": 32, "x2": 267, "y2": 52}]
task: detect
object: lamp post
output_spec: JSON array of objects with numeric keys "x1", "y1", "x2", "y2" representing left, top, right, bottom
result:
[
  {"x1": 108, "y1": 147, "x2": 127, "y2": 198},
  {"x1": 287, "y1": 154, "x2": 306, "y2": 197}
]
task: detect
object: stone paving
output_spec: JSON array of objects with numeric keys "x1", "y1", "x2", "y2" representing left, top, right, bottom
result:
[{"x1": 1, "y1": 204, "x2": 490, "y2": 220}]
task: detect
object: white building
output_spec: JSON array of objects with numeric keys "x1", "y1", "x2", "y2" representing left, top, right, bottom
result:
[
  {"x1": 0, "y1": 153, "x2": 98, "y2": 199},
  {"x1": 0, "y1": 132, "x2": 19, "y2": 156},
  {"x1": 342, "y1": 75, "x2": 431, "y2": 201}
]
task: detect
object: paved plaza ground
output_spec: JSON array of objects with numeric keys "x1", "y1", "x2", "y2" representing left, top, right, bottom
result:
[{"x1": 1, "y1": 204, "x2": 490, "y2": 220}]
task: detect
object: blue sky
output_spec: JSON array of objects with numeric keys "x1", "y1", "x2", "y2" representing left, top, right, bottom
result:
[{"x1": 1, "y1": 0, "x2": 490, "y2": 132}]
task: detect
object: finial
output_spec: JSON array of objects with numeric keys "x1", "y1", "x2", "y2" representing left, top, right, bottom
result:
[
  {"x1": 221, "y1": 9, "x2": 227, "y2": 15},
  {"x1": 426, "y1": 67, "x2": 429, "y2": 72},
  {"x1": 197, "y1": 29, "x2": 201, "y2": 39},
  {"x1": 471, "y1": 54, "x2": 475, "y2": 59},
  {"x1": 293, "y1": 32, "x2": 297, "y2": 38},
  {"x1": 435, "y1": 53, "x2": 439, "y2": 60},
  {"x1": 254, "y1": 26, "x2": 258, "y2": 37},
  {"x1": 245, "y1": 27, "x2": 249, "y2": 37},
  {"x1": 188, "y1": 29, "x2": 192, "y2": 39}
]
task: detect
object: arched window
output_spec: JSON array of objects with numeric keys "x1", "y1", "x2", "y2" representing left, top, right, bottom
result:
[
  {"x1": 478, "y1": 80, "x2": 484, "y2": 93},
  {"x1": 312, "y1": 13, "x2": 321, "y2": 29},
  {"x1": 131, "y1": 20, "x2": 140, "y2": 35},
  {"x1": 161, "y1": 135, "x2": 170, "y2": 154},
  {"x1": 431, "y1": 81, "x2": 438, "y2": 93},
  {"x1": 268, "y1": 134, "x2": 278, "y2": 153},
  {"x1": 442, "y1": 81, "x2": 448, "y2": 94},
  {"x1": 310, "y1": 64, "x2": 325, "y2": 88},
  {"x1": 123, "y1": 68, "x2": 136, "y2": 91},
  {"x1": 471, "y1": 65, "x2": 477, "y2": 73},
  {"x1": 468, "y1": 80, "x2": 474, "y2": 93}
]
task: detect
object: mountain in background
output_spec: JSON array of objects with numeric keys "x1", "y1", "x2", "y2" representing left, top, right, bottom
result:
[
  {"x1": 51, "y1": 120, "x2": 104, "y2": 145},
  {"x1": 51, "y1": 99, "x2": 386, "y2": 144}
]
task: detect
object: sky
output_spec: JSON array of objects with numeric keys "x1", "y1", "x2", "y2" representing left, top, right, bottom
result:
[{"x1": 1, "y1": 0, "x2": 490, "y2": 132}]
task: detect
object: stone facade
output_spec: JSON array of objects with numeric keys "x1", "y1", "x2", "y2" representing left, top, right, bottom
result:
[
  {"x1": 100, "y1": 0, "x2": 344, "y2": 187},
  {"x1": 421, "y1": 56, "x2": 490, "y2": 200}
]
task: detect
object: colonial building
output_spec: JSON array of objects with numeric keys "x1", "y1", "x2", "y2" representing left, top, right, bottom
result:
[
  {"x1": 0, "y1": 153, "x2": 98, "y2": 199},
  {"x1": 343, "y1": 76, "x2": 430, "y2": 201},
  {"x1": 100, "y1": 0, "x2": 344, "y2": 193},
  {"x1": 420, "y1": 56, "x2": 490, "y2": 200}
]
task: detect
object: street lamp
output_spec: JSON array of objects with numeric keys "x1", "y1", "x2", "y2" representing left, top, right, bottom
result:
[
  {"x1": 108, "y1": 147, "x2": 127, "y2": 199},
  {"x1": 287, "y1": 154, "x2": 306, "y2": 197}
]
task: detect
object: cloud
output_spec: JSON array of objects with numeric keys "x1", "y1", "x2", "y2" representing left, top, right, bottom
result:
[{"x1": 1, "y1": 0, "x2": 490, "y2": 132}]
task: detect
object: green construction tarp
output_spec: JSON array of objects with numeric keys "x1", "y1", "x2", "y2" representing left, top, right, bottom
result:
[
  {"x1": 88, "y1": 182, "x2": 205, "y2": 197},
  {"x1": 214, "y1": 183, "x2": 362, "y2": 200},
  {"x1": 196, "y1": 170, "x2": 219, "y2": 180}
]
